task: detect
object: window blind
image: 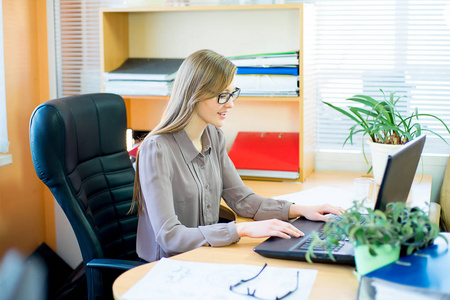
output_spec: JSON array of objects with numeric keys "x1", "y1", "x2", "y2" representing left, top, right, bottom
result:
[
  {"x1": 0, "y1": 0, "x2": 8, "y2": 153},
  {"x1": 53, "y1": 0, "x2": 123, "y2": 97},
  {"x1": 315, "y1": 0, "x2": 450, "y2": 155}
]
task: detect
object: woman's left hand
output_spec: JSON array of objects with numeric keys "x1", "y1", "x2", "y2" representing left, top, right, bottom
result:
[{"x1": 288, "y1": 204, "x2": 345, "y2": 222}]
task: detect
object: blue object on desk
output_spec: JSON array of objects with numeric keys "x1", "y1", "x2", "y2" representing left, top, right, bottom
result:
[{"x1": 358, "y1": 234, "x2": 450, "y2": 298}]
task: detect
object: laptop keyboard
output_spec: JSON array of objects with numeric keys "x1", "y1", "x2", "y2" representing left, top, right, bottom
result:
[{"x1": 294, "y1": 231, "x2": 345, "y2": 253}]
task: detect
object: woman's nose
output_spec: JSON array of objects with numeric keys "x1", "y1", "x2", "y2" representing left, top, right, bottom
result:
[{"x1": 225, "y1": 99, "x2": 235, "y2": 108}]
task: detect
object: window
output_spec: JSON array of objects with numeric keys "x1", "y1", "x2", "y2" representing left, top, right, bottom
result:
[
  {"x1": 53, "y1": 0, "x2": 123, "y2": 97},
  {"x1": 315, "y1": 0, "x2": 450, "y2": 155}
]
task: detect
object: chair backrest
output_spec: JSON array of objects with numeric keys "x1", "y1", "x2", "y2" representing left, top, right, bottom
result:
[{"x1": 29, "y1": 93, "x2": 138, "y2": 265}]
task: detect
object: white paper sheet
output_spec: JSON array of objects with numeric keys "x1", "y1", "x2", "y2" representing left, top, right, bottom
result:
[
  {"x1": 272, "y1": 185, "x2": 355, "y2": 210},
  {"x1": 122, "y1": 258, "x2": 317, "y2": 300}
]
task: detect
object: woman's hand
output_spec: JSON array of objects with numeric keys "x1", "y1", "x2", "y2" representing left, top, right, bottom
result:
[
  {"x1": 288, "y1": 204, "x2": 345, "y2": 222},
  {"x1": 235, "y1": 219, "x2": 304, "y2": 239}
]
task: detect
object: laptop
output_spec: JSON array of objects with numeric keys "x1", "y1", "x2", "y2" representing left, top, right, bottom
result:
[{"x1": 253, "y1": 135, "x2": 426, "y2": 265}]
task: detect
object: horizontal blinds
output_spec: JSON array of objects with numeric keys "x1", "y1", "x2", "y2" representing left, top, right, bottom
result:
[
  {"x1": 54, "y1": 0, "x2": 123, "y2": 97},
  {"x1": 315, "y1": 0, "x2": 450, "y2": 154}
]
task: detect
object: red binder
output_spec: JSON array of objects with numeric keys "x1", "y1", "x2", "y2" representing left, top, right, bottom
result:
[{"x1": 228, "y1": 132, "x2": 299, "y2": 179}]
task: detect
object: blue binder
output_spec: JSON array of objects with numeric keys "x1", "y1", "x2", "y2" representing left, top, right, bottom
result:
[
  {"x1": 358, "y1": 234, "x2": 450, "y2": 299},
  {"x1": 236, "y1": 67, "x2": 298, "y2": 76}
]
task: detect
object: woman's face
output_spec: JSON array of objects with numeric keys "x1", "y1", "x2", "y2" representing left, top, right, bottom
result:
[{"x1": 195, "y1": 81, "x2": 237, "y2": 128}]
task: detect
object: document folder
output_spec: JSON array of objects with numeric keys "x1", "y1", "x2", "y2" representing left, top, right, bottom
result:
[
  {"x1": 103, "y1": 58, "x2": 184, "y2": 81},
  {"x1": 236, "y1": 67, "x2": 299, "y2": 76},
  {"x1": 358, "y1": 235, "x2": 450, "y2": 299},
  {"x1": 228, "y1": 132, "x2": 299, "y2": 180}
]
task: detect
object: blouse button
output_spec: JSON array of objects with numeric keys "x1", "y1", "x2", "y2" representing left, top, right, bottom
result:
[
  {"x1": 204, "y1": 184, "x2": 209, "y2": 190},
  {"x1": 200, "y1": 165, "x2": 205, "y2": 170},
  {"x1": 207, "y1": 204, "x2": 211, "y2": 209}
]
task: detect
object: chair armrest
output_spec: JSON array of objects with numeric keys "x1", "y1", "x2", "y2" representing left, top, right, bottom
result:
[
  {"x1": 429, "y1": 202, "x2": 441, "y2": 226},
  {"x1": 219, "y1": 204, "x2": 236, "y2": 223},
  {"x1": 86, "y1": 258, "x2": 145, "y2": 271}
]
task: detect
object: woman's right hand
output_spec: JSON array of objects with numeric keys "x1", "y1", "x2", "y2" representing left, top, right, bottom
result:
[{"x1": 235, "y1": 219, "x2": 304, "y2": 239}]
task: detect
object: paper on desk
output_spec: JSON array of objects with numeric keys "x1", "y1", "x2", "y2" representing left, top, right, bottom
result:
[
  {"x1": 273, "y1": 186, "x2": 354, "y2": 210},
  {"x1": 122, "y1": 258, "x2": 317, "y2": 300}
]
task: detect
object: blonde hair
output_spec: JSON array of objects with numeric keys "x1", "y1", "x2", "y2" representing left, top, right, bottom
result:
[{"x1": 130, "y1": 49, "x2": 237, "y2": 213}]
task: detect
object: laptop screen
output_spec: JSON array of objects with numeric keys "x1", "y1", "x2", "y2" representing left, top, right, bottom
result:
[{"x1": 374, "y1": 135, "x2": 426, "y2": 211}]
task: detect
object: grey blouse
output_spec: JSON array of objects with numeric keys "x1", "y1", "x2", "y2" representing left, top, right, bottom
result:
[{"x1": 136, "y1": 124, "x2": 292, "y2": 262}]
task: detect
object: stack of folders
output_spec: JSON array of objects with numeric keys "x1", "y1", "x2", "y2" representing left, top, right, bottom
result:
[
  {"x1": 228, "y1": 52, "x2": 299, "y2": 97},
  {"x1": 103, "y1": 58, "x2": 184, "y2": 96},
  {"x1": 358, "y1": 234, "x2": 450, "y2": 300}
]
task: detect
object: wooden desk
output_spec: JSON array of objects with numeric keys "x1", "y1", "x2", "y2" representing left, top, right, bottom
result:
[
  {"x1": 113, "y1": 171, "x2": 432, "y2": 300},
  {"x1": 113, "y1": 238, "x2": 358, "y2": 300}
]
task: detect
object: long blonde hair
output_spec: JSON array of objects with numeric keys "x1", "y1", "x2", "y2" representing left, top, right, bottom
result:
[{"x1": 130, "y1": 49, "x2": 237, "y2": 213}]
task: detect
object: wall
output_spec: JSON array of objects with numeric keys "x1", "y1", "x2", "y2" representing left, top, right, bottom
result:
[
  {"x1": 316, "y1": 152, "x2": 449, "y2": 204},
  {"x1": 0, "y1": 0, "x2": 52, "y2": 257}
]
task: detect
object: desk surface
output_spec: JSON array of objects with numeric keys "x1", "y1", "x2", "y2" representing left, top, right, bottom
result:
[{"x1": 113, "y1": 170, "x2": 432, "y2": 300}]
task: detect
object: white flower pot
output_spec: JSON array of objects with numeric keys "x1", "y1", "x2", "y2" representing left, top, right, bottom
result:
[{"x1": 367, "y1": 140, "x2": 402, "y2": 185}]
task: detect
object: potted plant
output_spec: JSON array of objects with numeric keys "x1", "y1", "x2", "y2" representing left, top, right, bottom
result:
[
  {"x1": 305, "y1": 201, "x2": 445, "y2": 275},
  {"x1": 323, "y1": 89, "x2": 450, "y2": 184}
]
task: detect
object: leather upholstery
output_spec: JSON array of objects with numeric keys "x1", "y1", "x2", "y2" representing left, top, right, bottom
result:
[{"x1": 30, "y1": 93, "x2": 140, "y2": 299}]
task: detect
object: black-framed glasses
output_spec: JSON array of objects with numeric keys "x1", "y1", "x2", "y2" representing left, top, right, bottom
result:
[
  {"x1": 229, "y1": 263, "x2": 299, "y2": 300},
  {"x1": 217, "y1": 87, "x2": 240, "y2": 104}
]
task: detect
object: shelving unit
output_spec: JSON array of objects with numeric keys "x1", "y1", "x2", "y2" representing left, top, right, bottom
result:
[{"x1": 100, "y1": 3, "x2": 316, "y2": 181}]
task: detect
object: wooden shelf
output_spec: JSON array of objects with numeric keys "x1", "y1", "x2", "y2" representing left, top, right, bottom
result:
[
  {"x1": 100, "y1": 3, "x2": 316, "y2": 181},
  {"x1": 101, "y1": 3, "x2": 305, "y2": 13},
  {"x1": 121, "y1": 95, "x2": 300, "y2": 102}
]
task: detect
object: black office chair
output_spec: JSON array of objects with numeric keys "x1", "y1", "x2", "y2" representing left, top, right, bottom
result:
[{"x1": 29, "y1": 93, "x2": 143, "y2": 300}]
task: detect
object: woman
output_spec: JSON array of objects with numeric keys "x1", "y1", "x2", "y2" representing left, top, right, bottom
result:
[{"x1": 132, "y1": 49, "x2": 343, "y2": 262}]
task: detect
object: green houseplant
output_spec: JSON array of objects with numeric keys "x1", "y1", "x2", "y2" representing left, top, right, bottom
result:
[
  {"x1": 306, "y1": 201, "x2": 445, "y2": 275},
  {"x1": 323, "y1": 89, "x2": 450, "y2": 183},
  {"x1": 323, "y1": 89, "x2": 450, "y2": 146}
]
